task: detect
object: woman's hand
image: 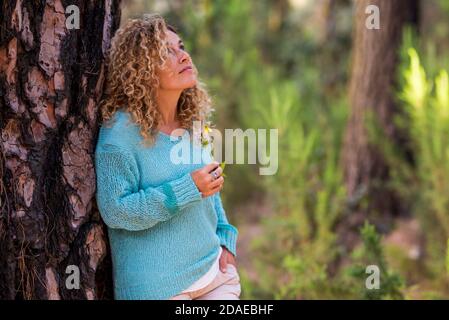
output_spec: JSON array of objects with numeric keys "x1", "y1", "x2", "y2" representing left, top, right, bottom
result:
[
  {"x1": 191, "y1": 161, "x2": 224, "y2": 198},
  {"x1": 219, "y1": 246, "x2": 237, "y2": 273}
]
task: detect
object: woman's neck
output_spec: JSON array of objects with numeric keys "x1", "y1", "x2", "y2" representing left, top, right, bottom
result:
[{"x1": 156, "y1": 89, "x2": 182, "y2": 126}]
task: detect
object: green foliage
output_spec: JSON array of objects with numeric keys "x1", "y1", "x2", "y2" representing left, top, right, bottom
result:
[
  {"x1": 395, "y1": 38, "x2": 449, "y2": 295},
  {"x1": 446, "y1": 238, "x2": 449, "y2": 278},
  {"x1": 345, "y1": 222, "x2": 404, "y2": 300},
  {"x1": 241, "y1": 66, "x2": 352, "y2": 298}
]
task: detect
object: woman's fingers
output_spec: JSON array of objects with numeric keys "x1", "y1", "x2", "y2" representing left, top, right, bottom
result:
[
  {"x1": 206, "y1": 164, "x2": 222, "y2": 183},
  {"x1": 210, "y1": 176, "x2": 224, "y2": 189},
  {"x1": 201, "y1": 183, "x2": 223, "y2": 197},
  {"x1": 211, "y1": 166, "x2": 223, "y2": 177},
  {"x1": 202, "y1": 161, "x2": 220, "y2": 174},
  {"x1": 195, "y1": 162, "x2": 225, "y2": 198},
  {"x1": 219, "y1": 249, "x2": 228, "y2": 273}
]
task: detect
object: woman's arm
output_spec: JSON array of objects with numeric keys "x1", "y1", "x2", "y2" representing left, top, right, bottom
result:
[
  {"x1": 213, "y1": 191, "x2": 239, "y2": 257},
  {"x1": 95, "y1": 144, "x2": 202, "y2": 231}
]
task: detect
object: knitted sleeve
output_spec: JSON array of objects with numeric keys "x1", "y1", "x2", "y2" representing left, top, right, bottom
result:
[
  {"x1": 95, "y1": 144, "x2": 202, "y2": 231},
  {"x1": 213, "y1": 191, "x2": 239, "y2": 257}
]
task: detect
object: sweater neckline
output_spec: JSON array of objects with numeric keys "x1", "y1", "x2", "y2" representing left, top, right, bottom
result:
[{"x1": 157, "y1": 129, "x2": 190, "y2": 142}]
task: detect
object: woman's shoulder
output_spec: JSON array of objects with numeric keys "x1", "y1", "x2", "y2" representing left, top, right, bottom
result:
[{"x1": 96, "y1": 109, "x2": 141, "y2": 153}]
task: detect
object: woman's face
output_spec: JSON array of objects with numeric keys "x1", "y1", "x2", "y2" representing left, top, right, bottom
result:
[{"x1": 156, "y1": 30, "x2": 197, "y2": 90}]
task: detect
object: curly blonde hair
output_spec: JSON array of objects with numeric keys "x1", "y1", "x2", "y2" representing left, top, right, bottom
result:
[{"x1": 100, "y1": 14, "x2": 213, "y2": 146}]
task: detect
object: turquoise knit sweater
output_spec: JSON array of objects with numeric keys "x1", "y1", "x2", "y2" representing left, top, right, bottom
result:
[{"x1": 94, "y1": 110, "x2": 238, "y2": 300}]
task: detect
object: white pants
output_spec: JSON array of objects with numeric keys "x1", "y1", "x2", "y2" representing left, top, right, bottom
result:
[{"x1": 169, "y1": 264, "x2": 241, "y2": 300}]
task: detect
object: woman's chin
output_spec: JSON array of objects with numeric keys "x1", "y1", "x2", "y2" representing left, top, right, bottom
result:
[{"x1": 182, "y1": 78, "x2": 197, "y2": 89}]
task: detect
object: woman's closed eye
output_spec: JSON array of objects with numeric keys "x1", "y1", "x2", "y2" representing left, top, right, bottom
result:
[{"x1": 168, "y1": 45, "x2": 186, "y2": 55}]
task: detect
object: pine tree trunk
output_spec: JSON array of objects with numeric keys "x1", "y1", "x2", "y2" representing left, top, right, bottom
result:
[
  {"x1": 341, "y1": 0, "x2": 419, "y2": 238},
  {"x1": 0, "y1": 0, "x2": 121, "y2": 300}
]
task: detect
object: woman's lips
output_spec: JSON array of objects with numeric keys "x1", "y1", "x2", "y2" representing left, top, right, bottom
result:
[{"x1": 179, "y1": 66, "x2": 192, "y2": 74}]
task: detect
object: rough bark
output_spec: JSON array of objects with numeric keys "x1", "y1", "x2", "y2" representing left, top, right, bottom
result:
[
  {"x1": 341, "y1": 0, "x2": 419, "y2": 237},
  {"x1": 0, "y1": 0, "x2": 121, "y2": 300}
]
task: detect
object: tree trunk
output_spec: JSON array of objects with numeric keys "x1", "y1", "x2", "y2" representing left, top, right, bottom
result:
[
  {"x1": 0, "y1": 0, "x2": 121, "y2": 299},
  {"x1": 341, "y1": 0, "x2": 419, "y2": 238}
]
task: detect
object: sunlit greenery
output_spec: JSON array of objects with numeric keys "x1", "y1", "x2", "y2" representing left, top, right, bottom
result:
[{"x1": 396, "y1": 44, "x2": 449, "y2": 294}]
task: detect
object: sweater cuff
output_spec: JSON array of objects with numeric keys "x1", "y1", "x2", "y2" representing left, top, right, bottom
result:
[
  {"x1": 166, "y1": 172, "x2": 202, "y2": 213},
  {"x1": 217, "y1": 224, "x2": 238, "y2": 257}
]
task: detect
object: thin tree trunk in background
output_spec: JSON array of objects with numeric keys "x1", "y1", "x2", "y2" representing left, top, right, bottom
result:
[
  {"x1": 341, "y1": 0, "x2": 419, "y2": 242},
  {"x1": 0, "y1": 0, "x2": 121, "y2": 299}
]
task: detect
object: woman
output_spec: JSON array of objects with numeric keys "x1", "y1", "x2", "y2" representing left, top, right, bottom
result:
[{"x1": 95, "y1": 14, "x2": 240, "y2": 300}]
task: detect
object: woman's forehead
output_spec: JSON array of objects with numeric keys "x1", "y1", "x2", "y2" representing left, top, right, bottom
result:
[{"x1": 166, "y1": 30, "x2": 182, "y2": 45}]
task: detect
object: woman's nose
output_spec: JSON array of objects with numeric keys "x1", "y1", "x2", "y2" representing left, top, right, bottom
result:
[{"x1": 178, "y1": 50, "x2": 189, "y2": 64}]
